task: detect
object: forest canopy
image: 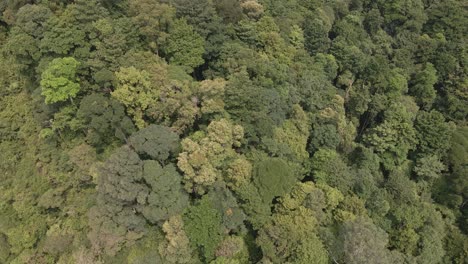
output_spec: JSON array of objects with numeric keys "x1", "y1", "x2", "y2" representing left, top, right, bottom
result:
[{"x1": 0, "y1": 0, "x2": 466, "y2": 263}]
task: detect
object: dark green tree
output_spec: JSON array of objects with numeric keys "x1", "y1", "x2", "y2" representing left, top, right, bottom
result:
[
  {"x1": 141, "y1": 160, "x2": 188, "y2": 224},
  {"x1": 4, "y1": 4, "x2": 51, "y2": 70},
  {"x1": 89, "y1": 144, "x2": 188, "y2": 255},
  {"x1": 128, "y1": 124, "x2": 180, "y2": 163},
  {"x1": 77, "y1": 93, "x2": 136, "y2": 146},
  {"x1": 88, "y1": 146, "x2": 147, "y2": 255},
  {"x1": 207, "y1": 181, "x2": 246, "y2": 232}
]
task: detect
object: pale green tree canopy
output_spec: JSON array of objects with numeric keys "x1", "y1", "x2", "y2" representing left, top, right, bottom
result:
[{"x1": 40, "y1": 57, "x2": 80, "y2": 104}]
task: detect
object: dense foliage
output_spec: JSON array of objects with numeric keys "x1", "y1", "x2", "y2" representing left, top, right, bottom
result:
[{"x1": 0, "y1": 0, "x2": 466, "y2": 263}]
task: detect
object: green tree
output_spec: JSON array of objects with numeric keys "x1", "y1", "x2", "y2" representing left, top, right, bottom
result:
[
  {"x1": 163, "y1": 18, "x2": 205, "y2": 72},
  {"x1": 253, "y1": 157, "x2": 297, "y2": 204},
  {"x1": 184, "y1": 195, "x2": 224, "y2": 262},
  {"x1": 0, "y1": 233, "x2": 10, "y2": 263},
  {"x1": 39, "y1": 0, "x2": 109, "y2": 57},
  {"x1": 303, "y1": 14, "x2": 332, "y2": 55},
  {"x1": 289, "y1": 24, "x2": 305, "y2": 49},
  {"x1": 240, "y1": 0, "x2": 264, "y2": 20},
  {"x1": 39, "y1": 13, "x2": 86, "y2": 56},
  {"x1": 413, "y1": 155, "x2": 445, "y2": 180},
  {"x1": 13, "y1": 4, "x2": 52, "y2": 38},
  {"x1": 67, "y1": 143, "x2": 97, "y2": 180},
  {"x1": 289, "y1": 182, "x2": 344, "y2": 225},
  {"x1": 196, "y1": 78, "x2": 227, "y2": 119},
  {"x1": 4, "y1": 29, "x2": 41, "y2": 71},
  {"x1": 223, "y1": 69, "x2": 288, "y2": 144},
  {"x1": 116, "y1": 51, "x2": 201, "y2": 133},
  {"x1": 213, "y1": 0, "x2": 243, "y2": 24},
  {"x1": 88, "y1": 17, "x2": 140, "y2": 87},
  {"x1": 40, "y1": 57, "x2": 81, "y2": 104},
  {"x1": 417, "y1": 225, "x2": 446, "y2": 264},
  {"x1": 225, "y1": 157, "x2": 252, "y2": 190},
  {"x1": 46, "y1": 105, "x2": 82, "y2": 139},
  {"x1": 433, "y1": 126, "x2": 468, "y2": 232},
  {"x1": 257, "y1": 207, "x2": 328, "y2": 264},
  {"x1": 4, "y1": 4, "x2": 51, "y2": 70},
  {"x1": 311, "y1": 149, "x2": 355, "y2": 194},
  {"x1": 409, "y1": 63, "x2": 437, "y2": 109},
  {"x1": 382, "y1": 0, "x2": 427, "y2": 34},
  {"x1": 126, "y1": 231, "x2": 164, "y2": 264},
  {"x1": 364, "y1": 103, "x2": 417, "y2": 170},
  {"x1": 331, "y1": 38, "x2": 368, "y2": 75},
  {"x1": 414, "y1": 110, "x2": 454, "y2": 156},
  {"x1": 386, "y1": 169, "x2": 418, "y2": 204},
  {"x1": 172, "y1": 0, "x2": 227, "y2": 63},
  {"x1": 309, "y1": 124, "x2": 341, "y2": 152},
  {"x1": 235, "y1": 183, "x2": 272, "y2": 229},
  {"x1": 317, "y1": 95, "x2": 357, "y2": 152}
]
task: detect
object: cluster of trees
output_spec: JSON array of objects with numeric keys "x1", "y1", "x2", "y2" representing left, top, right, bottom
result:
[{"x1": 0, "y1": 0, "x2": 466, "y2": 263}]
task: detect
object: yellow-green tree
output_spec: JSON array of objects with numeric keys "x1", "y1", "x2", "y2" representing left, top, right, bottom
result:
[
  {"x1": 257, "y1": 182, "x2": 332, "y2": 263},
  {"x1": 273, "y1": 104, "x2": 310, "y2": 163},
  {"x1": 177, "y1": 119, "x2": 249, "y2": 194},
  {"x1": 159, "y1": 215, "x2": 193, "y2": 264},
  {"x1": 112, "y1": 66, "x2": 158, "y2": 128}
]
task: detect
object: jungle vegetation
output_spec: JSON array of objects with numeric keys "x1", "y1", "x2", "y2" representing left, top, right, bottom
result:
[{"x1": 0, "y1": 0, "x2": 466, "y2": 263}]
